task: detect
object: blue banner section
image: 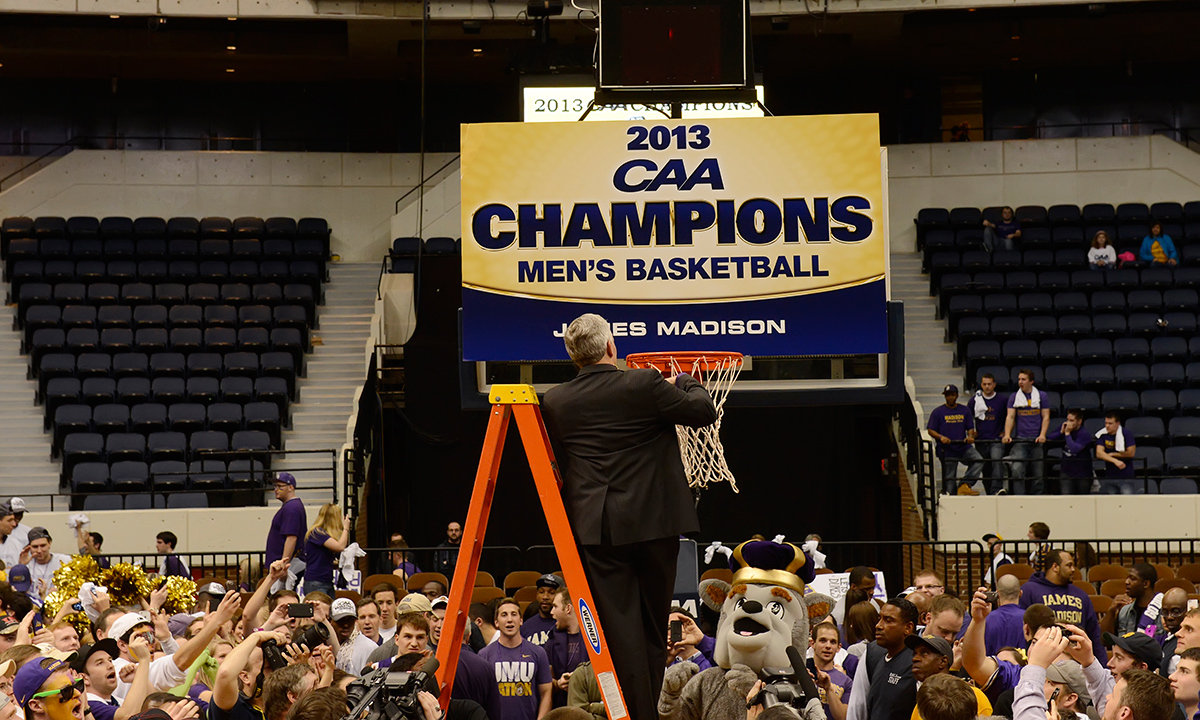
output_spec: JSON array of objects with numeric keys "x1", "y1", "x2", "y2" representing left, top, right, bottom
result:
[{"x1": 462, "y1": 280, "x2": 888, "y2": 361}]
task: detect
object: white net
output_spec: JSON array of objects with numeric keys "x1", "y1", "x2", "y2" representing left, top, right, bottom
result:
[{"x1": 656, "y1": 354, "x2": 743, "y2": 492}]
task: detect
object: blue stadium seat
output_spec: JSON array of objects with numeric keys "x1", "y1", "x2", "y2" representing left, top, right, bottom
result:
[
  {"x1": 188, "y1": 460, "x2": 227, "y2": 491},
  {"x1": 187, "y1": 377, "x2": 220, "y2": 404},
  {"x1": 1115, "y1": 339, "x2": 1150, "y2": 364},
  {"x1": 221, "y1": 377, "x2": 254, "y2": 405},
  {"x1": 977, "y1": 366, "x2": 1010, "y2": 391},
  {"x1": 1188, "y1": 367, "x2": 1200, "y2": 391},
  {"x1": 992, "y1": 250, "x2": 1022, "y2": 272},
  {"x1": 62, "y1": 305, "x2": 97, "y2": 331},
  {"x1": 1044, "y1": 365, "x2": 1079, "y2": 392},
  {"x1": 228, "y1": 459, "x2": 268, "y2": 489},
  {"x1": 260, "y1": 353, "x2": 296, "y2": 395},
  {"x1": 111, "y1": 460, "x2": 149, "y2": 492},
  {"x1": 1101, "y1": 390, "x2": 1140, "y2": 417},
  {"x1": 73, "y1": 463, "x2": 111, "y2": 493},
  {"x1": 82, "y1": 377, "x2": 116, "y2": 406},
  {"x1": 133, "y1": 217, "x2": 167, "y2": 239},
  {"x1": 254, "y1": 377, "x2": 290, "y2": 413},
  {"x1": 1152, "y1": 202, "x2": 1183, "y2": 223},
  {"x1": 1128, "y1": 290, "x2": 1163, "y2": 313},
  {"x1": 188, "y1": 283, "x2": 219, "y2": 306},
  {"x1": 1052, "y1": 292, "x2": 1088, "y2": 315},
  {"x1": 1063, "y1": 391, "x2": 1101, "y2": 415},
  {"x1": 224, "y1": 352, "x2": 258, "y2": 378},
  {"x1": 156, "y1": 283, "x2": 186, "y2": 305},
  {"x1": 1051, "y1": 225, "x2": 1084, "y2": 250},
  {"x1": 1115, "y1": 364, "x2": 1151, "y2": 391},
  {"x1": 68, "y1": 216, "x2": 101, "y2": 239},
  {"x1": 63, "y1": 434, "x2": 104, "y2": 477},
  {"x1": 204, "y1": 305, "x2": 237, "y2": 328},
  {"x1": 1162, "y1": 313, "x2": 1196, "y2": 337},
  {"x1": 1118, "y1": 203, "x2": 1150, "y2": 224},
  {"x1": 76, "y1": 354, "x2": 111, "y2": 380},
  {"x1": 204, "y1": 328, "x2": 236, "y2": 354},
  {"x1": 1079, "y1": 364, "x2": 1114, "y2": 390},
  {"x1": 253, "y1": 283, "x2": 283, "y2": 307},
  {"x1": 191, "y1": 431, "x2": 230, "y2": 460},
  {"x1": 131, "y1": 404, "x2": 168, "y2": 435},
  {"x1": 1048, "y1": 204, "x2": 1081, "y2": 227},
  {"x1": 1140, "y1": 268, "x2": 1173, "y2": 291},
  {"x1": 199, "y1": 240, "x2": 231, "y2": 260},
  {"x1": 1070, "y1": 269, "x2": 1104, "y2": 294},
  {"x1": 1170, "y1": 418, "x2": 1200, "y2": 448},
  {"x1": 1128, "y1": 314, "x2": 1161, "y2": 339},
  {"x1": 949, "y1": 296, "x2": 983, "y2": 335},
  {"x1": 152, "y1": 377, "x2": 186, "y2": 405},
  {"x1": 238, "y1": 327, "x2": 270, "y2": 354},
  {"x1": 1141, "y1": 389, "x2": 1178, "y2": 418},
  {"x1": 1040, "y1": 339, "x2": 1075, "y2": 365},
  {"x1": 1016, "y1": 206, "x2": 1048, "y2": 227},
  {"x1": 92, "y1": 404, "x2": 130, "y2": 435},
  {"x1": 1091, "y1": 291, "x2": 1125, "y2": 314},
  {"x1": 187, "y1": 353, "x2": 223, "y2": 379},
  {"x1": 150, "y1": 460, "x2": 189, "y2": 492},
  {"x1": 53, "y1": 405, "x2": 92, "y2": 452},
  {"x1": 169, "y1": 403, "x2": 206, "y2": 435},
  {"x1": 169, "y1": 328, "x2": 202, "y2": 354},
  {"x1": 1166, "y1": 448, "x2": 1200, "y2": 476},
  {"x1": 116, "y1": 377, "x2": 150, "y2": 406},
  {"x1": 121, "y1": 283, "x2": 153, "y2": 306},
  {"x1": 1002, "y1": 340, "x2": 1038, "y2": 366},
  {"x1": 199, "y1": 261, "x2": 229, "y2": 282},
  {"x1": 201, "y1": 217, "x2": 233, "y2": 239},
  {"x1": 139, "y1": 260, "x2": 168, "y2": 283},
  {"x1": 1024, "y1": 316, "x2": 1059, "y2": 342},
  {"x1": 207, "y1": 403, "x2": 243, "y2": 435},
  {"x1": 99, "y1": 306, "x2": 132, "y2": 329},
  {"x1": 1038, "y1": 271, "x2": 1071, "y2": 293},
  {"x1": 148, "y1": 432, "x2": 188, "y2": 464},
  {"x1": 984, "y1": 294, "x2": 1017, "y2": 318},
  {"x1": 1126, "y1": 417, "x2": 1166, "y2": 448},
  {"x1": 1106, "y1": 269, "x2": 1139, "y2": 292},
  {"x1": 137, "y1": 240, "x2": 167, "y2": 260},
  {"x1": 1152, "y1": 337, "x2": 1188, "y2": 364},
  {"x1": 1151, "y1": 363, "x2": 1186, "y2": 390},
  {"x1": 106, "y1": 433, "x2": 146, "y2": 463},
  {"x1": 167, "y1": 217, "x2": 200, "y2": 239},
  {"x1": 1160, "y1": 477, "x2": 1199, "y2": 494},
  {"x1": 222, "y1": 283, "x2": 252, "y2": 306},
  {"x1": 1134, "y1": 447, "x2": 1164, "y2": 478}
]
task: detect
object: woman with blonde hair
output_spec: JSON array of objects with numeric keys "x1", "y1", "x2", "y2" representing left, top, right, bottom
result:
[{"x1": 303, "y1": 503, "x2": 351, "y2": 598}]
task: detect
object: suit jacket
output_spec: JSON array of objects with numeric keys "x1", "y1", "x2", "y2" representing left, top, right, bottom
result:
[{"x1": 541, "y1": 363, "x2": 717, "y2": 546}]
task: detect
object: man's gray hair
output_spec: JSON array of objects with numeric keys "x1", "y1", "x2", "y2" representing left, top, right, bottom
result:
[{"x1": 564, "y1": 313, "x2": 612, "y2": 366}]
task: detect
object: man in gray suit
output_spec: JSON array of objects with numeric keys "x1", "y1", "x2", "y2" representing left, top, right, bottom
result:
[{"x1": 541, "y1": 313, "x2": 717, "y2": 720}]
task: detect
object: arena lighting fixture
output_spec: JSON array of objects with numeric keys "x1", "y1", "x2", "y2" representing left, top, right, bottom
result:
[
  {"x1": 225, "y1": 68, "x2": 235, "y2": 72},
  {"x1": 109, "y1": 14, "x2": 119, "y2": 17},
  {"x1": 526, "y1": 0, "x2": 563, "y2": 18},
  {"x1": 227, "y1": 44, "x2": 237, "y2": 50}
]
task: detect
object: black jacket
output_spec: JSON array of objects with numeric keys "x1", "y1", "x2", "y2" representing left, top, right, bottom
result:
[{"x1": 541, "y1": 363, "x2": 717, "y2": 546}]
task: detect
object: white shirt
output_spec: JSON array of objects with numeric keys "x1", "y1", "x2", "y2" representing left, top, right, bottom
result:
[
  {"x1": 28, "y1": 553, "x2": 69, "y2": 599},
  {"x1": 378, "y1": 624, "x2": 397, "y2": 644},
  {"x1": 111, "y1": 654, "x2": 187, "y2": 700},
  {"x1": 0, "y1": 534, "x2": 21, "y2": 569},
  {"x1": 10, "y1": 523, "x2": 31, "y2": 549},
  {"x1": 345, "y1": 633, "x2": 380, "y2": 676}
]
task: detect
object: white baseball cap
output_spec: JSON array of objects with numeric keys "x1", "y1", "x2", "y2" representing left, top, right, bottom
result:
[
  {"x1": 330, "y1": 598, "x2": 357, "y2": 621},
  {"x1": 108, "y1": 612, "x2": 152, "y2": 642},
  {"x1": 9, "y1": 498, "x2": 26, "y2": 513}
]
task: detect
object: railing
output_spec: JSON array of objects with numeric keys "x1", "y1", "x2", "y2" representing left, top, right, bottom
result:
[
  {"x1": 991, "y1": 539, "x2": 1200, "y2": 579},
  {"x1": 392, "y1": 155, "x2": 460, "y2": 215},
  {"x1": 940, "y1": 120, "x2": 1200, "y2": 147},
  {"x1": 934, "y1": 442, "x2": 1157, "y2": 496},
  {"x1": 897, "y1": 388, "x2": 938, "y2": 539},
  {"x1": 193, "y1": 447, "x2": 339, "y2": 504},
  {"x1": 91, "y1": 551, "x2": 266, "y2": 589}
]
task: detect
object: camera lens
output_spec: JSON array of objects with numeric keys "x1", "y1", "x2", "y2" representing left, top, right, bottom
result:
[{"x1": 299, "y1": 621, "x2": 330, "y2": 649}]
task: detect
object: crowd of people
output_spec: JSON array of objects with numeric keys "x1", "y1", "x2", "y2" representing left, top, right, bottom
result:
[
  {"x1": 928, "y1": 372, "x2": 1140, "y2": 496},
  {"x1": 980, "y1": 207, "x2": 1179, "y2": 269}
]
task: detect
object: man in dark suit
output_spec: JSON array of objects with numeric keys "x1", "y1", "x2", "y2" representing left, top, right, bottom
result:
[{"x1": 541, "y1": 313, "x2": 717, "y2": 720}]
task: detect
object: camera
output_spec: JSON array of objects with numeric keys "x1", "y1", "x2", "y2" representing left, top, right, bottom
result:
[
  {"x1": 261, "y1": 639, "x2": 288, "y2": 671},
  {"x1": 296, "y1": 621, "x2": 330, "y2": 650},
  {"x1": 748, "y1": 647, "x2": 818, "y2": 712},
  {"x1": 982, "y1": 591, "x2": 998, "y2": 605},
  {"x1": 343, "y1": 658, "x2": 440, "y2": 720}
]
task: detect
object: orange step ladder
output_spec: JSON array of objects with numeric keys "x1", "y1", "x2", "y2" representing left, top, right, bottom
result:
[{"x1": 435, "y1": 384, "x2": 629, "y2": 719}]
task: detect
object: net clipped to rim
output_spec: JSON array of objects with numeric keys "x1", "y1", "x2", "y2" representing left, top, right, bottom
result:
[{"x1": 624, "y1": 351, "x2": 743, "y2": 492}]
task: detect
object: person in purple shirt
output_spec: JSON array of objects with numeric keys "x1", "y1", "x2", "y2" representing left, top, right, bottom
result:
[
  {"x1": 971, "y1": 373, "x2": 1009, "y2": 492},
  {"x1": 927, "y1": 384, "x2": 985, "y2": 495},
  {"x1": 1003, "y1": 369, "x2": 1050, "y2": 495},
  {"x1": 545, "y1": 588, "x2": 588, "y2": 707},
  {"x1": 265, "y1": 473, "x2": 306, "y2": 569},
  {"x1": 983, "y1": 575, "x2": 1027, "y2": 656},
  {"x1": 1096, "y1": 411, "x2": 1139, "y2": 494},
  {"x1": 810, "y1": 621, "x2": 853, "y2": 718},
  {"x1": 1045, "y1": 409, "x2": 1095, "y2": 495},
  {"x1": 666, "y1": 607, "x2": 714, "y2": 672},
  {"x1": 964, "y1": 586, "x2": 1040, "y2": 704},
  {"x1": 521, "y1": 574, "x2": 562, "y2": 647},
  {"x1": 983, "y1": 206, "x2": 1022, "y2": 251},
  {"x1": 479, "y1": 598, "x2": 553, "y2": 720}
]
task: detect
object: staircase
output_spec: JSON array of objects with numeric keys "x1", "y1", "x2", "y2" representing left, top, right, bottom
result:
[
  {"x1": 273, "y1": 262, "x2": 378, "y2": 506},
  {"x1": 0, "y1": 303, "x2": 66, "y2": 511},
  {"x1": 891, "y1": 249, "x2": 962, "y2": 422}
]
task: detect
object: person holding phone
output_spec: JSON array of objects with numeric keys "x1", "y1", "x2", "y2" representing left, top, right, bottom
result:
[
  {"x1": 301, "y1": 504, "x2": 350, "y2": 599},
  {"x1": 664, "y1": 608, "x2": 712, "y2": 671}
]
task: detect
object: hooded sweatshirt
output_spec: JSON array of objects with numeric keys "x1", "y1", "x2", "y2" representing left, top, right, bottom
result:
[{"x1": 1018, "y1": 571, "x2": 1107, "y2": 665}]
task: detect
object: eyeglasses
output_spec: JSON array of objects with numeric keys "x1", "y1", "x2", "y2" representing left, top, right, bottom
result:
[
  {"x1": 1163, "y1": 607, "x2": 1188, "y2": 617},
  {"x1": 31, "y1": 678, "x2": 85, "y2": 705},
  {"x1": 915, "y1": 584, "x2": 944, "y2": 591}
]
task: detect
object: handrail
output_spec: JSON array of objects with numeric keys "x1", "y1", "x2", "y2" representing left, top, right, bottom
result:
[
  {"x1": 392, "y1": 154, "x2": 461, "y2": 215},
  {"x1": 937, "y1": 119, "x2": 1200, "y2": 144},
  {"x1": 0, "y1": 137, "x2": 79, "y2": 191}
]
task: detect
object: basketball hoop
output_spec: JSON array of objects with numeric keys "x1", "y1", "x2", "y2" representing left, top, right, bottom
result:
[{"x1": 624, "y1": 351, "x2": 743, "y2": 492}]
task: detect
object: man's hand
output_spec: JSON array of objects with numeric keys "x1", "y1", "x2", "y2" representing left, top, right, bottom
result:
[
  {"x1": 18, "y1": 545, "x2": 31, "y2": 565},
  {"x1": 165, "y1": 700, "x2": 200, "y2": 720},
  {"x1": 36, "y1": 578, "x2": 49, "y2": 600},
  {"x1": 1111, "y1": 594, "x2": 1133, "y2": 610},
  {"x1": 149, "y1": 585, "x2": 169, "y2": 613},
  {"x1": 152, "y1": 608, "x2": 171, "y2": 641},
  {"x1": 213, "y1": 590, "x2": 242, "y2": 624},
  {"x1": 32, "y1": 627, "x2": 54, "y2": 645},
  {"x1": 1060, "y1": 624, "x2": 1095, "y2": 668},
  {"x1": 745, "y1": 680, "x2": 764, "y2": 720},
  {"x1": 554, "y1": 673, "x2": 572, "y2": 691},
  {"x1": 269, "y1": 559, "x2": 289, "y2": 581},
  {"x1": 1114, "y1": 459, "x2": 1126, "y2": 470},
  {"x1": 263, "y1": 602, "x2": 290, "y2": 631},
  {"x1": 983, "y1": 220, "x2": 995, "y2": 228},
  {"x1": 129, "y1": 635, "x2": 153, "y2": 663},
  {"x1": 1028, "y1": 626, "x2": 1069, "y2": 669},
  {"x1": 282, "y1": 643, "x2": 311, "y2": 666},
  {"x1": 1002, "y1": 435, "x2": 1012, "y2": 444},
  {"x1": 94, "y1": 590, "x2": 111, "y2": 613},
  {"x1": 939, "y1": 436, "x2": 950, "y2": 444},
  {"x1": 416, "y1": 691, "x2": 443, "y2": 720},
  {"x1": 1061, "y1": 422, "x2": 1069, "y2": 434},
  {"x1": 970, "y1": 587, "x2": 992, "y2": 622},
  {"x1": 1036, "y1": 435, "x2": 1047, "y2": 444},
  {"x1": 119, "y1": 663, "x2": 138, "y2": 683}
]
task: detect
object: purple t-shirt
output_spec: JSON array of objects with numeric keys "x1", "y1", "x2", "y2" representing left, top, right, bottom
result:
[
  {"x1": 303, "y1": 529, "x2": 335, "y2": 586},
  {"x1": 478, "y1": 638, "x2": 552, "y2": 720},
  {"x1": 927, "y1": 403, "x2": 975, "y2": 458},
  {"x1": 983, "y1": 603, "x2": 1027, "y2": 656},
  {"x1": 521, "y1": 613, "x2": 558, "y2": 647},
  {"x1": 982, "y1": 658, "x2": 1023, "y2": 704},
  {"x1": 1099, "y1": 426, "x2": 1137, "y2": 479},
  {"x1": 1006, "y1": 391, "x2": 1045, "y2": 439},
  {"x1": 821, "y1": 667, "x2": 853, "y2": 717},
  {"x1": 974, "y1": 392, "x2": 1007, "y2": 440},
  {"x1": 266, "y1": 497, "x2": 307, "y2": 566}
]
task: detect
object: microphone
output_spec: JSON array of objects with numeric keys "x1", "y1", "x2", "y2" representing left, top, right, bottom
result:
[
  {"x1": 785, "y1": 646, "x2": 820, "y2": 704},
  {"x1": 413, "y1": 656, "x2": 441, "y2": 696}
]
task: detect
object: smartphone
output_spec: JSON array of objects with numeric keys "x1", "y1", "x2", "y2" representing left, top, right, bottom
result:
[
  {"x1": 1048, "y1": 687, "x2": 1060, "y2": 708},
  {"x1": 288, "y1": 603, "x2": 315, "y2": 618},
  {"x1": 669, "y1": 619, "x2": 683, "y2": 644}
]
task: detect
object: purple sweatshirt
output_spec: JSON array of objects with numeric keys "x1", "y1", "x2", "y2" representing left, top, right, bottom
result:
[
  {"x1": 1046, "y1": 426, "x2": 1094, "y2": 478},
  {"x1": 1019, "y1": 572, "x2": 1107, "y2": 665}
]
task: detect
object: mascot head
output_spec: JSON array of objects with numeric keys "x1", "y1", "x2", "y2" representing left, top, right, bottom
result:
[{"x1": 699, "y1": 539, "x2": 832, "y2": 674}]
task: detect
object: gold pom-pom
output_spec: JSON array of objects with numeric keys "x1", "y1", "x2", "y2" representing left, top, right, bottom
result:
[
  {"x1": 99, "y1": 563, "x2": 153, "y2": 607},
  {"x1": 161, "y1": 576, "x2": 197, "y2": 615},
  {"x1": 52, "y1": 555, "x2": 101, "y2": 603}
]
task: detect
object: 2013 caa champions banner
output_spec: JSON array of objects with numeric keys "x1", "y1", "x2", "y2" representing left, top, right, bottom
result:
[{"x1": 460, "y1": 114, "x2": 888, "y2": 362}]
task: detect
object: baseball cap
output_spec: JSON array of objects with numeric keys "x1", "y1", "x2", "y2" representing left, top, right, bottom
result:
[
  {"x1": 904, "y1": 634, "x2": 953, "y2": 660},
  {"x1": 330, "y1": 598, "x2": 358, "y2": 621},
  {"x1": 108, "y1": 612, "x2": 152, "y2": 642},
  {"x1": 535, "y1": 574, "x2": 564, "y2": 589},
  {"x1": 1103, "y1": 631, "x2": 1163, "y2": 668},
  {"x1": 430, "y1": 596, "x2": 449, "y2": 611},
  {"x1": 197, "y1": 582, "x2": 227, "y2": 596},
  {"x1": 0, "y1": 658, "x2": 15, "y2": 679},
  {"x1": 274, "y1": 473, "x2": 296, "y2": 487},
  {"x1": 71, "y1": 640, "x2": 120, "y2": 672},
  {"x1": 9, "y1": 498, "x2": 26, "y2": 513},
  {"x1": 982, "y1": 533, "x2": 1003, "y2": 542},
  {"x1": 34, "y1": 643, "x2": 77, "y2": 664},
  {"x1": 7, "y1": 565, "x2": 31, "y2": 593},
  {"x1": 1046, "y1": 659, "x2": 1090, "y2": 705},
  {"x1": 27, "y1": 527, "x2": 51, "y2": 543},
  {"x1": 0, "y1": 616, "x2": 20, "y2": 635},
  {"x1": 397, "y1": 593, "x2": 433, "y2": 614},
  {"x1": 13, "y1": 657, "x2": 70, "y2": 707},
  {"x1": 167, "y1": 614, "x2": 195, "y2": 637},
  {"x1": 943, "y1": 384, "x2": 959, "y2": 395}
]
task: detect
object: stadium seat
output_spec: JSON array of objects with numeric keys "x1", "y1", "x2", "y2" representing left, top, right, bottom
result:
[
  {"x1": 1160, "y1": 478, "x2": 1199, "y2": 494},
  {"x1": 1063, "y1": 391, "x2": 1101, "y2": 415},
  {"x1": 188, "y1": 460, "x2": 226, "y2": 490},
  {"x1": 228, "y1": 459, "x2": 267, "y2": 489},
  {"x1": 1092, "y1": 314, "x2": 1127, "y2": 340},
  {"x1": 204, "y1": 305, "x2": 236, "y2": 328},
  {"x1": 244, "y1": 402, "x2": 281, "y2": 447},
  {"x1": 149, "y1": 353, "x2": 185, "y2": 379},
  {"x1": 72, "y1": 463, "x2": 111, "y2": 493},
  {"x1": 1024, "y1": 316, "x2": 1058, "y2": 342},
  {"x1": 187, "y1": 353, "x2": 223, "y2": 379},
  {"x1": 1141, "y1": 389, "x2": 1178, "y2": 418},
  {"x1": 123, "y1": 494, "x2": 166, "y2": 510},
  {"x1": 116, "y1": 377, "x2": 150, "y2": 406},
  {"x1": 150, "y1": 460, "x2": 189, "y2": 491},
  {"x1": 1166, "y1": 448, "x2": 1200, "y2": 475},
  {"x1": 53, "y1": 405, "x2": 93, "y2": 451},
  {"x1": 1182, "y1": 389, "x2": 1200, "y2": 414},
  {"x1": 983, "y1": 294, "x2": 1017, "y2": 318},
  {"x1": 167, "y1": 217, "x2": 200, "y2": 240},
  {"x1": 1003, "y1": 340, "x2": 1039, "y2": 366},
  {"x1": 1057, "y1": 315, "x2": 1093, "y2": 341},
  {"x1": 221, "y1": 377, "x2": 255, "y2": 405},
  {"x1": 1044, "y1": 365, "x2": 1079, "y2": 392},
  {"x1": 76, "y1": 354, "x2": 111, "y2": 380},
  {"x1": 1080, "y1": 364, "x2": 1115, "y2": 390},
  {"x1": 148, "y1": 432, "x2": 188, "y2": 464},
  {"x1": 224, "y1": 352, "x2": 258, "y2": 378},
  {"x1": 1170, "y1": 418, "x2": 1200, "y2": 448},
  {"x1": 255, "y1": 377, "x2": 290, "y2": 412},
  {"x1": 1040, "y1": 339, "x2": 1075, "y2": 365},
  {"x1": 1134, "y1": 447, "x2": 1164, "y2": 477},
  {"x1": 1163, "y1": 313, "x2": 1197, "y2": 337},
  {"x1": 106, "y1": 433, "x2": 146, "y2": 463},
  {"x1": 1126, "y1": 417, "x2": 1165, "y2": 448},
  {"x1": 1118, "y1": 203, "x2": 1150, "y2": 224},
  {"x1": 111, "y1": 460, "x2": 150, "y2": 492},
  {"x1": 1152, "y1": 337, "x2": 1188, "y2": 364},
  {"x1": 1151, "y1": 363, "x2": 1186, "y2": 390},
  {"x1": 1101, "y1": 390, "x2": 1140, "y2": 417},
  {"x1": 63, "y1": 434, "x2": 104, "y2": 477},
  {"x1": 1039, "y1": 271, "x2": 1071, "y2": 293},
  {"x1": 221, "y1": 283, "x2": 251, "y2": 306},
  {"x1": 133, "y1": 217, "x2": 167, "y2": 239},
  {"x1": 152, "y1": 377, "x2": 186, "y2": 405},
  {"x1": 169, "y1": 404, "x2": 207, "y2": 435},
  {"x1": 186, "y1": 377, "x2": 220, "y2": 404},
  {"x1": 1115, "y1": 339, "x2": 1150, "y2": 365},
  {"x1": 238, "y1": 327, "x2": 270, "y2": 354},
  {"x1": 1115, "y1": 364, "x2": 1151, "y2": 391},
  {"x1": 68, "y1": 216, "x2": 101, "y2": 239},
  {"x1": 207, "y1": 403, "x2": 243, "y2": 435},
  {"x1": 93, "y1": 404, "x2": 130, "y2": 435},
  {"x1": 1152, "y1": 202, "x2": 1183, "y2": 223},
  {"x1": 82, "y1": 377, "x2": 116, "y2": 406},
  {"x1": 131, "y1": 404, "x2": 168, "y2": 435}
]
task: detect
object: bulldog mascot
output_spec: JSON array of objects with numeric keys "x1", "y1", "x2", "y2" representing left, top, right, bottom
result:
[{"x1": 659, "y1": 539, "x2": 834, "y2": 720}]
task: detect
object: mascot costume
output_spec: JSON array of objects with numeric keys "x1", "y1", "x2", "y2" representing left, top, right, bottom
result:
[{"x1": 659, "y1": 539, "x2": 834, "y2": 720}]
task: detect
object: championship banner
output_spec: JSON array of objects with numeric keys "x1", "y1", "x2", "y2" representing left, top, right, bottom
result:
[{"x1": 461, "y1": 114, "x2": 888, "y2": 362}]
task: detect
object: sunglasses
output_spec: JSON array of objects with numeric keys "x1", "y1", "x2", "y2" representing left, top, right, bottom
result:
[{"x1": 31, "y1": 678, "x2": 85, "y2": 705}]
